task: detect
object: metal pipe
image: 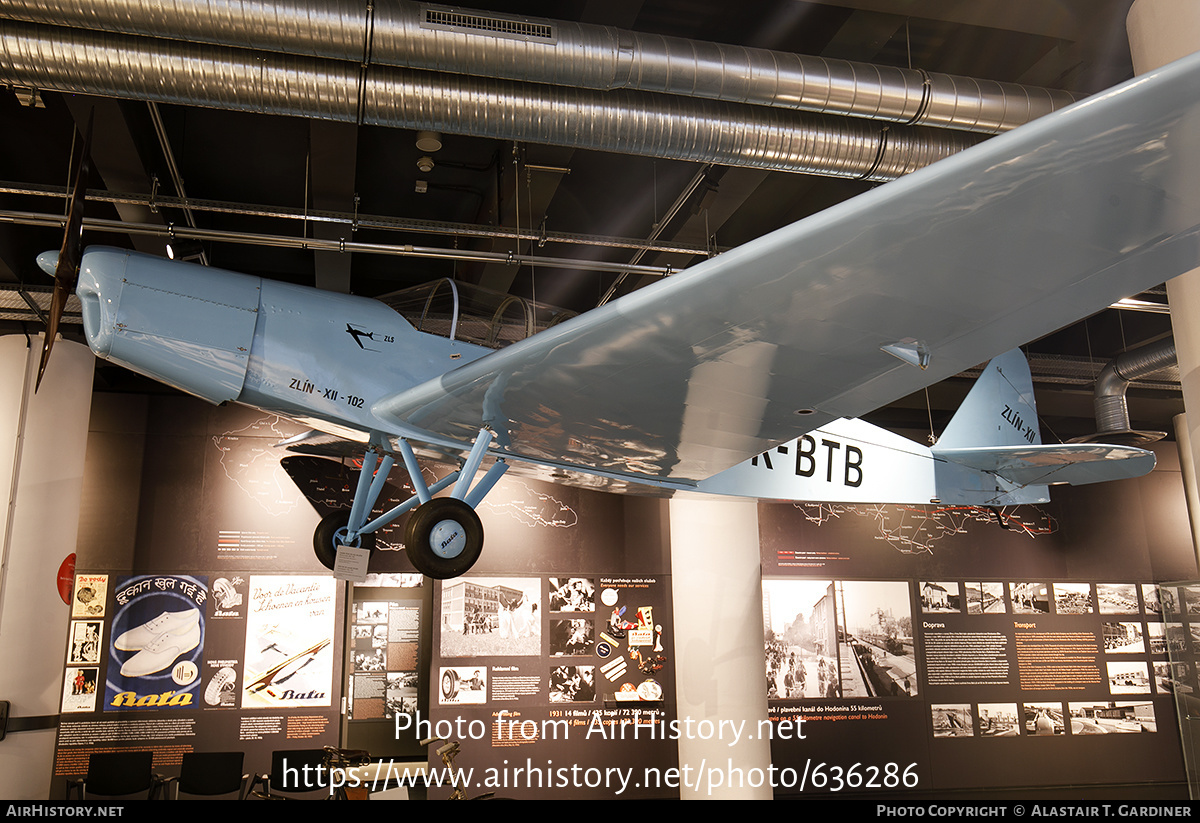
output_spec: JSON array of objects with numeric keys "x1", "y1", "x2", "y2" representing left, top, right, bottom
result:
[
  {"x1": 0, "y1": 0, "x2": 1076, "y2": 133},
  {"x1": 1094, "y1": 338, "x2": 1177, "y2": 435},
  {"x1": 0, "y1": 181, "x2": 713, "y2": 255},
  {"x1": 0, "y1": 20, "x2": 981, "y2": 181},
  {"x1": 0, "y1": 208, "x2": 678, "y2": 276}
]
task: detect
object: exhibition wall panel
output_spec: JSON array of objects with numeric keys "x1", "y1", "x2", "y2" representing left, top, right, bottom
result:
[{"x1": 760, "y1": 444, "x2": 1196, "y2": 795}]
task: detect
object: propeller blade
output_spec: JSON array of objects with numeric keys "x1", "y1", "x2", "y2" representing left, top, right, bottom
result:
[{"x1": 36, "y1": 111, "x2": 93, "y2": 392}]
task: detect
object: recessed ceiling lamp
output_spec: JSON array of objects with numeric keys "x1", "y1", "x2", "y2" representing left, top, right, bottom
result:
[{"x1": 416, "y1": 131, "x2": 442, "y2": 152}]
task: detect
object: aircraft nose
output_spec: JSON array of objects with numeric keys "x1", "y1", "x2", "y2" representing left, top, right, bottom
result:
[
  {"x1": 75, "y1": 249, "x2": 127, "y2": 358},
  {"x1": 36, "y1": 251, "x2": 59, "y2": 276}
]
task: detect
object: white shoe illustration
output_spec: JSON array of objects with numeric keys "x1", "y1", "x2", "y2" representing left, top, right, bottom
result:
[
  {"x1": 120, "y1": 622, "x2": 202, "y2": 677},
  {"x1": 115, "y1": 609, "x2": 200, "y2": 651}
]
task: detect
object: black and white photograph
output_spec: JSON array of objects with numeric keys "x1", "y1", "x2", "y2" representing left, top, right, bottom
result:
[
  {"x1": 1166, "y1": 623, "x2": 1188, "y2": 653},
  {"x1": 1183, "y1": 585, "x2": 1200, "y2": 615},
  {"x1": 1154, "y1": 661, "x2": 1194, "y2": 696},
  {"x1": 1188, "y1": 624, "x2": 1200, "y2": 649},
  {"x1": 1069, "y1": 701, "x2": 1156, "y2": 733},
  {"x1": 550, "y1": 578, "x2": 595, "y2": 612},
  {"x1": 439, "y1": 666, "x2": 487, "y2": 705},
  {"x1": 550, "y1": 618, "x2": 594, "y2": 656},
  {"x1": 1146, "y1": 621, "x2": 1166, "y2": 655},
  {"x1": 441, "y1": 577, "x2": 541, "y2": 658},
  {"x1": 965, "y1": 583, "x2": 1005, "y2": 614},
  {"x1": 68, "y1": 621, "x2": 101, "y2": 666},
  {"x1": 1102, "y1": 622, "x2": 1144, "y2": 653},
  {"x1": 1107, "y1": 661, "x2": 1152, "y2": 694},
  {"x1": 1010, "y1": 582, "x2": 1050, "y2": 614},
  {"x1": 977, "y1": 703, "x2": 1020, "y2": 737},
  {"x1": 361, "y1": 573, "x2": 423, "y2": 588},
  {"x1": 1053, "y1": 583, "x2": 1093, "y2": 614},
  {"x1": 837, "y1": 581, "x2": 918, "y2": 698},
  {"x1": 920, "y1": 581, "x2": 959, "y2": 613},
  {"x1": 1023, "y1": 703, "x2": 1066, "y2": 736},
  {"x1": 549, "y1": 665, "x2": 596, "y2": 703},
  {"x1": 386, "y1": 671, "x2": 419, "y2": 716},
  {"x1": 353, "y1": 648, "x2": 385, "y2": 672},
  {"x1": 1152, "y1": 585, "x2": 1178, "y2": 617},
  {"x1": 1097, "y1": 583, "x2": 1139, "y2": 614},
  {"x1": 931, "y1": 704, "x2": 973, "y2": 737},
  {"x1": 763, "y1": 579, "x2": 840, "y2": 700},
  {"x1": 372, "y1": 623, "x2": 389, "y2": 647},
  {"x1": 355, "y1": 602, "x2": 388, "y2": 624}
]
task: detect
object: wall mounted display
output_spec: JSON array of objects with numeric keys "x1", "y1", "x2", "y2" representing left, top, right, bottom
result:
[{"x1": 761, "y1": 456, "x2": 1195, "y2": 794}]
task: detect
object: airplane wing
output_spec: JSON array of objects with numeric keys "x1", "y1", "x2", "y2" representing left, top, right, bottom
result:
[{"x1": 373, "y1": 51, "x2": 1200, "y2": 484}]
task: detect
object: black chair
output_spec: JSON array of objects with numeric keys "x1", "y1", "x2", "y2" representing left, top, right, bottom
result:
[
  {"x1": 249, "y1": 748, "x2": 328, "y2": 798},
  {"x1": 166, "y1": 751, "x2": 250, "y2": 800},
  {"x1": 66, "y1": 751, "x2": 163, "y2": 800}
]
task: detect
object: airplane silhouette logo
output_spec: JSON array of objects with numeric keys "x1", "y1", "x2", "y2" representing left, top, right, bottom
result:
[{"x1": 345, "y1": 324, "x2": 377, "y2": 350}]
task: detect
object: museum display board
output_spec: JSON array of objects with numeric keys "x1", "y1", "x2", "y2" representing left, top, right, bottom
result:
[
  {"x1": 52, "y1": 395, "x2": 345, "y2": 798},
  {"x1": 49, "y1": 390, "x2": 1199, "y2": 798},
  {"x1": 759, "y1": 448, "x2": 1197, "y2": 795},
  {"x1": 410, "y1": 475, "x2": 676, "y2": 799},
  {"x1": 52, "y1": 393, "x2": 677, "y2": 799}
]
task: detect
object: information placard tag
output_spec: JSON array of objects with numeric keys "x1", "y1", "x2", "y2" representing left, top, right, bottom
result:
[{"x1": 333, "y1": 545, "x2": 370, "y2": 582}]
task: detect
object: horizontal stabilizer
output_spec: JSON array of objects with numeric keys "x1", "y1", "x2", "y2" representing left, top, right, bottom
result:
[{"x1": 933, "y1": 444, "x2": 1155, "y2": 487}]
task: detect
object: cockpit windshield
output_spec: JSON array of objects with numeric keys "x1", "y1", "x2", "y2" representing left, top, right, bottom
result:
[{"x1": 378, "y1": 279, "x2": 577, "y2": 349}]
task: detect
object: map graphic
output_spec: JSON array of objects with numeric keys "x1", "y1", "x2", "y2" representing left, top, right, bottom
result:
[
  {"x1": 484, "y1": 480, "x2": 578, "y2": 528},
  {"x1": 793, "y1": 503, "x2": 1057, "y2": 554},
  {"x1": 212, "y1": 415, "x2": 303, "y2": 517}
]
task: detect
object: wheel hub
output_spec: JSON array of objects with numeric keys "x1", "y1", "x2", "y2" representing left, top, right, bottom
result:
[
  {"x1": 334, "y1": 526, "x2": 362, "y2": 548},
  {"x1": 429, "y1": 519, "x2": 466, "y2": 558}
]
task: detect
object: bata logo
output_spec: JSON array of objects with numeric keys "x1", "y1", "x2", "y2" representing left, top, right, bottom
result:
[
  {"x1": 110, "y1": 690, "x2": 194, "y2": 707},
  {"x1": 278, "y1": 689, "x2": 325, "y2": 700},
  {"x1": 441, "y1": 531, "x2": 460, "y2": 549}
]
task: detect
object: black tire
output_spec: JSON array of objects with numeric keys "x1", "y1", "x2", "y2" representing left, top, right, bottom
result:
[
  {"x1": 404, "y1": 497, "x2": 484, "y2": 579},
  {"x1": 313, "y1": 510, "x2": 377, "y2": 570},
  {"x1": 441, "y1": 669, "x2": 459, "y2": 699}
]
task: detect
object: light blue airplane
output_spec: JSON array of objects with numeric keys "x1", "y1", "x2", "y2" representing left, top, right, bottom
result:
[{"x1": 34, "y1": 51, "x2": 1200, "y2": 578}]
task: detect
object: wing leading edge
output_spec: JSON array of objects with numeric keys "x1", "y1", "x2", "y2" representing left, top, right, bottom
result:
[{"x1": 373, "y1": 51, "x2": 1200, "y2": 484}]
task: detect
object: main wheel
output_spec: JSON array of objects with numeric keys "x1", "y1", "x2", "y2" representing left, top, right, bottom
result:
[
  {"x1": 313, "y1": 510, "x2": 377, "y2": 570},
  {"x1": 404, "y1": 498, "x2": 484, "y2": 579}
]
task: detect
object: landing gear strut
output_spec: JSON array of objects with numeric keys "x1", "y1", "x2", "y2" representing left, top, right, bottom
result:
[{"x1": 310, "y1": 428, "x2": 506, "y2": 580}]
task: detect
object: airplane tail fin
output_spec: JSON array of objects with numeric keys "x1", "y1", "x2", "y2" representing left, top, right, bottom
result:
[
  {"x1": 931, "y1": 350, "x2": 1155, "y2": 504},
  {"x1": 935, "y1": 349, "x2": 1041, "y2": 451}
]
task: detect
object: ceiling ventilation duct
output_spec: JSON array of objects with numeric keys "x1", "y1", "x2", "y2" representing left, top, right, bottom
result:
[
  {"x1": 0, "y1": 19, "x2": 981, "y2": 180},
  {"x1": 0, "y1": 0, "x2": 1076, "y2": 134},
  {"x1": 1073, "y1": 338, "x2": 1177, "y2": 447}
]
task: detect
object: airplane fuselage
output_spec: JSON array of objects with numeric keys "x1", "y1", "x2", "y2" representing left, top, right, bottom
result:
[
  {"x1": 77, "y1": 246, "x2": 491, "y2": 446},
  {"x1": 72, "y1": 246, "x2": 1147, "y2": 511}
]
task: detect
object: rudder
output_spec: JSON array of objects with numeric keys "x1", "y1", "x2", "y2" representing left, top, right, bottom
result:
[{"x1": 934, "y1": 349, "x2": 1041, "y2": 451}]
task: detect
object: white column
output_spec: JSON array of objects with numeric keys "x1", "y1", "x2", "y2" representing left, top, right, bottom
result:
[
  {"x1": 669, "y1": 495, "x2": 771, "y2": 800},
  {"x1": 1174, "y1": 414, "x2": 1200, "y2": 566},
  {"x1": 1128, "y1": 1, "x2": 1200, "y2": 558},
  {"x1": 0, "y1": 336, "x2": 94, "y2": 799}
]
